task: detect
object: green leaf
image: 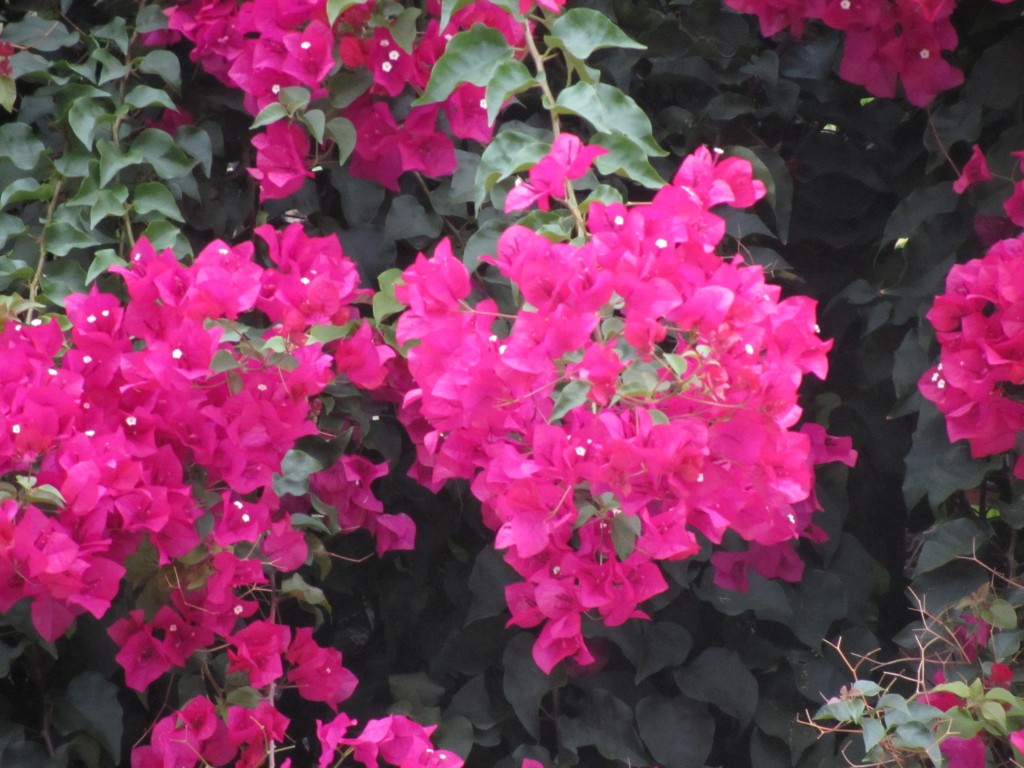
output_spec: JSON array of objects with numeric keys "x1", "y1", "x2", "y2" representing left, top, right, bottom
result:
[
  {"x1": 2, "y1": 16, "x2": 78, "y2": 51},
  {"x1": 281, "y1": 572, "x2": 329, "y2": 609},
  {"x1": 85, "y1": 249, "x2": 127, "y2": 285},
  {"x1": 674, "y1": 647, "x2": 758, "y2": 727},
  {"x1": 92, "y1": 17, "x2": 129, "y2": 55},
  {"x1": 326, "y1": 117, "x2": 357, "y2": 164},
  {"x1": 913, "y1": 517, "x2": 991, "y2": 578},
  {"x1": 611, "y1": 512, "x2": 641, "y2": 560},
  {"x1": 97, "y1": 139, "x2": 144, "y2": 186},
  {"x1": 327, "y1": 0, "x2": 367, "y2": 24},
  {"x1": 88, "y1": 186, "x2": 129, "y2": 229},
  {"x1": 93, "y1": 48, "x2": 130, "y2": 85},
  {"x1": 68, "y1": 96, "x2": 112, "y2": 150},
  {"x1": 0, "y1": 123, "x2": 44, "y2": 170},
  {"x1": 385, "y1": 195, "x2": 442, "y2": 242},
  {"x1": 559, "y1": 689, "x2": 646, "y2": 764},
  {"x1": 225, "y1": 687, "x2": 264, "y2": 708},
  {"x1": 636, "y1": 622, "x2": 692, "y2": 683},
  {"x1": 275, "y1": 449, "x2": 324, "y2": 497},
  {"x1": 416, "y1": 26, "x2": 514, "y2": 106},
  {"x1": 374, "y1": 268, "x2": 407, "y2": 324},
  {"x1": 592, "y1": 132, "x2": 665, "y2": 189},
  {"x1": 547, "y1": 9, "x2": 645, "y2": 60},
  {"x1": 502, "y1": 633, "x2": 567, "y2": 739},
  {"x1": 986, "y1": 599, "x2": 1019, "y2": 630},
  {"x1": 484, "y1": 59, "x2": 536, "y2": 125},
  {"x1": 476, "y1": 129, "x2": 549, "y2": 208},
  {"x1": 45, "y1": 221, "x2": 98, "y2": 257},
  {"x1": 636, "y1": 694, "x2": 714, "y2": 768},
  {"x1": 131, "y1": 129, "x2": 196, "y2": 179},
  {"x1": 0, "y1": 76, "x2": 15, "y2": 112},
  {"x1": 880, "y1": 183, "x2": 958, "y2": 250},
  {"x1": 555, "y1": 82, "x2": 665, "y2": 158},
  {"x1": 137, "y1": 50, "x2": 181, "y2": 89},
  {"x1": 132, "y1": 181, "x2": 183, "y2": 221},
  {"x1": 300, "y1": 109, "x2": 326, "y2": 144},
  {"x1": 51, "y1": 672, "x2": 122, "y2": 759},
  {"x1": 175, "y1": 126, "x2": 213, "y2": 176},
  {"x1": 252, "y1": 102, "x2": 289, "y2": 130},
  {"x1": 0, "y1": 179, "x2": 52, "y2": 209},
  {"x1": 391, "y1": 7, "x2": 421, "y2": 54},
  {"x1": 861, "y1": 719, "x2": 886, "y2": 754},
  {"x1": 550, "y1": 379, "x2": 591, "y2": 422}
]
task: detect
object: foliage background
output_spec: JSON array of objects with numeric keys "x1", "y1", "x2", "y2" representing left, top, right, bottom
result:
[{"x1": 0, "y1": 0, "x2": 1021, "y2": 766}]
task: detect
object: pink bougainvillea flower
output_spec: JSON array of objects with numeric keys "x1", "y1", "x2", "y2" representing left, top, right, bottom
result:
[
  {"x1": 953, "y1": 145, "x2": 992, "y2": 194},
  {"x1": 249, "y1": 121, "x2": 315, "y2": 200},
  {"x1": 939, "y1": 735, "x2": 985, "y2": 768},
  {"x1": 505, "y1": 133, "x2": 607, "y2": 213}
]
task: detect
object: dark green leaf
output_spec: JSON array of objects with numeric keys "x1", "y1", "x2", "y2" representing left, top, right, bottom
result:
[
  {"x1": 138, "y1": 50, "x2": 181, "y2": 89},
  {"x1": 502, "y1": 633, "x2": 567, "y2": 739},
  {"x1": 559, "y1": 689, "x2": 645, "y2": 764},
  {"x1": 547, "y1": 9, "x2": 645, "y2": 60},
  {"x1": 52, "y1": 672, "x2": 122, "y2": 759},
  {"x1": 416, "y1": 26, "x2": 514, "y2": 106},
  {"x1": 674, "y1": 647, "x2": 758, "y2": 727},
  {"x1": 555, "y1": 82, "x2": 665, "y2": 158},
  {"x1": 0, "y1": 123, "x2": 45, "y2": 170},
  {"x1": 636, "y1": 621, "x2": 692, "y2": 683},
  {"x1": 636, "y1": 694, "x2": 714, "y2": 768},
  {"x1": 132, "y1": 181, "x2": 183, "y2": 221},
  {"x1": 550, "y1": 379, "x2": 591, "y2": 422}
]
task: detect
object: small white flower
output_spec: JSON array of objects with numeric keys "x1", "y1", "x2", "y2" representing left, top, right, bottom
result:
[
  {"x1": 655, "y1": 238, "x2": 668, "y2": 248},
  {"x1": 133, "y1": 252, "x2": 142, "y2": 261},
  {"x1": 83, "y1": 355, "x2": 92, "y2": 364},
  {"x1": 919, "y1": 49, "x2": 930, "y2": 59},
  {"x1": 171, "y1": 349, "x2": 183, "y2": 360},
  {"x1": 744, "y1": 343, "x2": 755, "y2": 355},
  {"x1": 839, "y1": 0, "x2": 851, "y2": 8},
  {"x1": 169, "y1": 624, "x2": 178, "y2": 632},
  {"x1": 552, "y1": 565, "x2": 561, "y2": 575},
  {"x1": 479, "y1": 99, "x2": 487, "y2": 109},
  {"x1": 614, "y1": 215, "x2": 625, "y2": 226},
  {"x1": 388, "y1": 50, "x2": 400, "y2": 61},
  {"x1": 787, "y1": 513, "x2": 796, "y2": 524},
  {"x1": 11, "y1": 424, "x2": 20, "y2": 434},
  {"x1": 257, "y1": 383, "x2": 267, "y2": 392},
  {"x1": 125, "y1": 416, "x2": 137, "y2": 427},
  {"x1": 696, "y1": 473, "x2": 704, "y2": 482},
  {"x1": 381, "y1": 62, "x2": 393, "y2": 73},
  {"x1": 84, "y1": 430, "x2": 96, "y2": 437},
  {"x1": 498, "y1": 344, "x2": 507, "y2": 354},
  {"x1": 86, "y1": 315, "x2": 96, "y2": 323},
  {"x1": 575, "y1": 446, "x2": 586, "y2": 457},
  {"x1": 48, "y1": 368, "x2": 57, "y2": 376},
  {"x1": 218, "y1": 247, "x2": 229, "y2": 255},
  {"x1": 300, "y1": 277, "x2": 311, "y2": 285},
  {"x1": 31, "y1": 319, "x2": 41, "y2": 326},
  {"x1": 380, "y1": 39, "x2": 389, "y2": 47},
  {"x1": 301, "y1": 40, "x2": 312, "y2": 50},
  {"x1": 271, "y1": 84, "x2": 281, "y2": 94},
  {"x1": 936, "y1": 380, "x2": 946, "y2": 389},
  {"x1": 241, "y1": 513, "x2": 251, "y2": 523},
  {"x1": 233, "y1": 605, "x2": 244, "y2": 615},
  {"x1": 101, "y1": 310, "x2": 110, "y2": 317}
]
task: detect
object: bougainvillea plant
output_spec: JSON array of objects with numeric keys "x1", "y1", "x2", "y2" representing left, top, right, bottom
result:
[{"x1": 3, "y1": 0, "x2": 1024, "y2": 766}]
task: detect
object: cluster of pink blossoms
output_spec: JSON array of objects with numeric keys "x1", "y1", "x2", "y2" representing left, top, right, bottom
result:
[
  {"x1": 0, "y1": 223, "x2": 430, "y2": 766},
  {"x1": 725, "y1": 0, "x2": 975, "y2": 106},
  {"x1": 920, "y1": 232, "x2": 1024, "y2": 476},
  {"x1": 165, "y1": 0, "x2": 520, "y2": 197},
  {"x1": 395, "y1": 142, "x2": 855, "y2": 672}
]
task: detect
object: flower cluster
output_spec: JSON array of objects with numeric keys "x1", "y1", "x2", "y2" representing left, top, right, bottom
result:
[
  {"x1": 395, "y1": 142, "x2": 854, "y2": 672},
  {"x1": 0, "y1": 224, "x2": 417, "y2": 764},
  {"x1": 724, "y1": 0, "x2": 965, "y2": 106},
  {"x1": 166, "y1": 0, "x2": 521, "y2": 197},
  {"x1": 920, "y1": 232, "x2": 1024, "y2": 475}
]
